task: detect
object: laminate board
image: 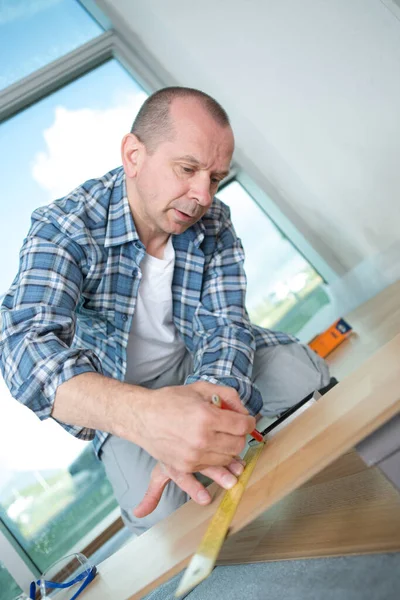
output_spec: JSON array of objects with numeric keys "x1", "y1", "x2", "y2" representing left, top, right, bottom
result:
[
  {"x1": 219, "y1": 450, "x2": 400, "y2": 563},
  {"x1": 81, "y1": 331, "x2": 400, "y2": 600}
]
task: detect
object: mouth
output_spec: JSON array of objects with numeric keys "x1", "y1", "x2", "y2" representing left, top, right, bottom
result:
[{"x1": 173, "y1": 208, "x2": 196, "y2": 222}]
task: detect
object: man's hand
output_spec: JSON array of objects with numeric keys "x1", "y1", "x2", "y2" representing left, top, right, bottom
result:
[
  {"x1": 131, "y1": 380, "x2": 255, "y2": 518},
  {"x1": 53, "y1": 375, "x2": 255, "y2": 518},
  {"x1": 134, "y1": 457, "x2": 246, "y2": 518},
  {"x1": 131, "y1": 381, "x2": 256, "y2": 474}
]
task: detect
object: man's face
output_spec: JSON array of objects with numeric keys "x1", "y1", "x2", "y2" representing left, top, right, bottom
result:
[{"x1": 126, "y1": 98, "x2": 234, "y2": 237}]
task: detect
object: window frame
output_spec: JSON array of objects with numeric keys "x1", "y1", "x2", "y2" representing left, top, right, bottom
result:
[
  {"x1": 0, "y1": 30, "x2": 161, "y2": 123},
  {"x1": 0, "y1": 524, "x2": 39, "y2": 591}
]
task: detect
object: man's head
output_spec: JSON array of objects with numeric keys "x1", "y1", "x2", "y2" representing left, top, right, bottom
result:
[
  {"x1": 121, "y1": 87, "x2": 234, "y2": 244},
  {"x1": 130, "y1": 87, "x2": 231, "y2": 155}
]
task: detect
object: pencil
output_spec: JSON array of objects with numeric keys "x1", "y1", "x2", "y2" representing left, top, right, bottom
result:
[{"x1": 211, "y1": 394, "x2": 264, "y2": 443}]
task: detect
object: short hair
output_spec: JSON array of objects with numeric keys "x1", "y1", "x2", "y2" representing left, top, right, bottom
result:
[{"x1": 130, "y1": 86, "x2": 231, "y2": 153}]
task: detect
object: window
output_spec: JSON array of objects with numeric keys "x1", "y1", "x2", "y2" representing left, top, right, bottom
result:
[
  {"x1": 0, "y1": 57, "x2": 147, "y2": 573},
  {"x1": 217, "y1": 180, "x2": 330, "y2": 335},
  {"x1": 0, "y1": 1, "x2": 149, "y2": 583},
  {"x1": 0, "y1": 59, "x2": 147, "y2": 293},
  {"x1": 0, "y1": 0, "x2": 103, "y2": 90}
]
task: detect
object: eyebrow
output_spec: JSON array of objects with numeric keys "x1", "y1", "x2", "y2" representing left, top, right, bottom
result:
[{"x1": 175, "y1": 154, "x2": 230, "y2": 178}]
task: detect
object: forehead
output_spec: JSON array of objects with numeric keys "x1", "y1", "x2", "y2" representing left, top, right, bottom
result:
[{"x1": 164, "y1": 97, "x2": 234, "y2": 165}]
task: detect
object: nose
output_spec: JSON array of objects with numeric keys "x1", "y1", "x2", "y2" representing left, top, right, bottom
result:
[{"x1": 189, "y1": 173, "x2": 213, "y2": 207}]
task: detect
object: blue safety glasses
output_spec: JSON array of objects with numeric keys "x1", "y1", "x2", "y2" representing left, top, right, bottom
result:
[{"x1": 29, "y1": 553, "x2": 97, "y2": 599}]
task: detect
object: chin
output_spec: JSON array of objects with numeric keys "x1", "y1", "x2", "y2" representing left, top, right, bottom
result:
[
  {"x1": 170, "y1": 223, "x2": 191, "y2": 235},
  {"x1": 166, "y1": 218, "x2": 193, "y2": 235}
]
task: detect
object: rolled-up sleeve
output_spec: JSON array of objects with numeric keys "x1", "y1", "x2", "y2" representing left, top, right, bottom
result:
[
  {"x1": 0, "y1": 231, "x2": 102, "y2": 440},
  {"x1": 185, "y1": 206, "x2": 263, "y2": 415}
]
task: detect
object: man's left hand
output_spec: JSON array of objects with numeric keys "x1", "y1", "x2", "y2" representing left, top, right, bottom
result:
[{"x1": 133, "y1": 458, "x2": 245, "y2": 518}]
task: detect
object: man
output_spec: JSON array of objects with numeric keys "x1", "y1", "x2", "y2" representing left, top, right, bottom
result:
[{"x1": 0, "y1": 87, "x2": 330, "y2": 535}]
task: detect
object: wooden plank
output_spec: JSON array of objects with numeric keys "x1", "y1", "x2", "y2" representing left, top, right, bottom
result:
[
  {"x1": 327, "y1": 280, "x2": 400, "y2": 379},
  {"x1": 82, "y1": 332, "x2": 400, "y2": 600},
  {"x1": 219, "y1": 450, "x2": 400, "y2": 563},
  {"x1": 79, "y1": 281, "x2": 400, "y2": 562}
]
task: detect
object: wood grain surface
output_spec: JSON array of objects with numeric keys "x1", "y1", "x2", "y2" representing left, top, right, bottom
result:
[
  {"x1": 326, "y1": 280, "x2": 400, "y2": 379},
  {"x1": 81, "y1": 296, "x2": 400, "y2": 600},
  {"x1": 219, "y1": 450, "x2": 400, "y2": 563}
]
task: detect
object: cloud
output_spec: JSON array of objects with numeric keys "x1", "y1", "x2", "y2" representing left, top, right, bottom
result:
[
  {"x1": 31, "y1": 91, "x2": 147, "y2": 199},
  {"x1": 0, "y1": 0, "x2": 62, "y2": 25}
]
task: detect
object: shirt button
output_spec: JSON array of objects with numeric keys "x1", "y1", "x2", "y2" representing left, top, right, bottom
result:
[{"x1": 122, "y1": 314, "x2": 128, "y2": 322}]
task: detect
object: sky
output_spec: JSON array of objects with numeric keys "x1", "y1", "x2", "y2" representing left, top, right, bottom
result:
[
  {"x1": 0, "y1": 60, "x2": 147, "y2": 291},
  {"x1": 0, "y1": 0, "x2": 315, "y2": 482},
  {"x1": 0, "y1": 0, "x2": 102, "y2": 89}
]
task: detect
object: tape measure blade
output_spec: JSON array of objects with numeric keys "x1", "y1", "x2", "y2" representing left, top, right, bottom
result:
[
  {"x1": 175, "y1": 490, "x2": 237, "y2": 597},
  {"x1": 175, "y1": 442, "x2": 264, "y2": 597},
  {"x1": 175, "y1": 554, "x2": 214, "y2": 597}
]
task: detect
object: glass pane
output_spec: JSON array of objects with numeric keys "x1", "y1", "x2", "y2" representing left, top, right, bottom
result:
[
  {"x1": 0, "y1": 59, "x2": 147, "y2": 572},
  {"x1": 0, "y1": 393, "x2": 117, "y2": 572},
  {"x1": 0, "y1": 58, "x2": 147, "y2": 296},
  {"x1": 0, "y1": 561, "x2": 23, "y2": 600},
  {"x1": 0, "y1": 0, "x2": 103, "y2": 90},
  {"x1": 217, "y1": 181, "x2": 328, "y2": 335}
]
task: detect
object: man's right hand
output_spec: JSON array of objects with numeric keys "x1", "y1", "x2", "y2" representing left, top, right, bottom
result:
[
  {"x1": 129, "y1": 380, "x2": 256, "y2": 474},
  {"x1": 53, "y1": 373, "x2": 255, "y2": 474}
]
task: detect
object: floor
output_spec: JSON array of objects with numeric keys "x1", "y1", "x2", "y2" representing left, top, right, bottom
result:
[{"x1": 144, "y1": 553, "x2": 400, "y2": 600}]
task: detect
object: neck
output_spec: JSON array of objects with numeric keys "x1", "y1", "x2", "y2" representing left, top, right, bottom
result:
[
  {"x1": 145, "y1": 236, "x2": 170, "y2": 259},
  {"x1": 133, "y1": 212, "x2": 170, "y2": 258}
]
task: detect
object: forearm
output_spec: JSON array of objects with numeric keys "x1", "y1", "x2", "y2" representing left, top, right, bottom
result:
[{"x1": 52, "y1": 372, "x2": 151, "y2": 443}]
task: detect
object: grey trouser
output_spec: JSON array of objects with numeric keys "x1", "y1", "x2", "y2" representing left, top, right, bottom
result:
[{"x1": 100, "y1": 343, "x2": 330, "y2": 535}]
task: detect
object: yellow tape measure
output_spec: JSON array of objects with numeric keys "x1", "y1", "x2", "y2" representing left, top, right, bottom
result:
[{"x1": 175, "y1": 441, "x2": 265, "y2": 597}]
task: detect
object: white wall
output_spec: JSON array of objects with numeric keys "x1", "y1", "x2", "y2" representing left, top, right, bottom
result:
[{"x1": 99, "y1": 0, "x2": 400, "y2": 275}]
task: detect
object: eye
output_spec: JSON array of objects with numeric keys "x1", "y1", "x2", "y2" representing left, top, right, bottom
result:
[
  {"x1": 211, "y1": 177, "x2": 221, "y2": 185},
  {"x1": 181, "y1": 166, "x2": 194, "y2": 174}
]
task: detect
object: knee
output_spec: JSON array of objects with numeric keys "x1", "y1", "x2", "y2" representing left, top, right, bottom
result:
[
  {"x1": 253, "y1": 343, "x2": 331, "y2": 416},
  {"x1": 252, "y1": 343, "x2": 300, "y2": 380},
  {"x1": 254, "y1": 342, "x2": 330, "y2": 382}
]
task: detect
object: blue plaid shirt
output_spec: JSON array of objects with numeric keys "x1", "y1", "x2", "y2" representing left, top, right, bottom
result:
[{"x1": 0, "y1": 167, "x2": 295, "y2": 455}]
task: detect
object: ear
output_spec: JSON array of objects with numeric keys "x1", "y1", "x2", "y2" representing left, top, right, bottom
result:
[{"x1": 121, "y1": 133, "x2": 145, "y2": 178}]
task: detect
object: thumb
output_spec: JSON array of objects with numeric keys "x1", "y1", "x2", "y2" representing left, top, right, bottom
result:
[{"x1": 133, "y1": 462, "x2": 171, "y2": 518}]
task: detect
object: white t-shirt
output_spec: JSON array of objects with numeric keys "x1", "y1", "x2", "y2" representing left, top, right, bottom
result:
[{"x1": 125, "y1": 237, "x2": 186, "y2": 385}]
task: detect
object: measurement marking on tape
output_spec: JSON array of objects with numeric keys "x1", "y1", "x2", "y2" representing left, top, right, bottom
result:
[{"x1": 175, "y1": 441, "x2": 265, "y2": 597}]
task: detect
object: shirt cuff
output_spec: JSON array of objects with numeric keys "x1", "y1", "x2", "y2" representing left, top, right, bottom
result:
[
  {"x1": 184, "y1": 373, "x2": 263, "y2": 415},
  {"x1": 41, "y1": 350, "x2": 103, "y2": 439}
]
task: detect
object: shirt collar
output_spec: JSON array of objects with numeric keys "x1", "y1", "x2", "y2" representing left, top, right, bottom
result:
[
  {"x1": 182, "y1": 219, "x2": 205, "y2": 248},
  {"x1": 104, "y1": 167, "x2": 140, "y2": 248}
]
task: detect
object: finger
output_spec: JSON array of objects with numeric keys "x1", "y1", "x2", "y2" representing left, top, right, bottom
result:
[
  {"x1": 192, "y1": 449, "x2": 249, "y2": 471},
  {"x1": 212, "y1": 409, "x2": 256, "y2": 436},
  {"x1": 226, "y1": 458, "x2": 246, "y2": 477},
  {"x1": 133, "y1": 463, "x2": 170, "y2": 518},
  {"x1": 202, "y1": 431, "x2": 247, "y2": 457},
  {"x1": 199, "y1": 465, "x2": 240, "y2": 489},
  {"x1": 167, "y1": 465, "x2": 212, "y2": 506}
]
